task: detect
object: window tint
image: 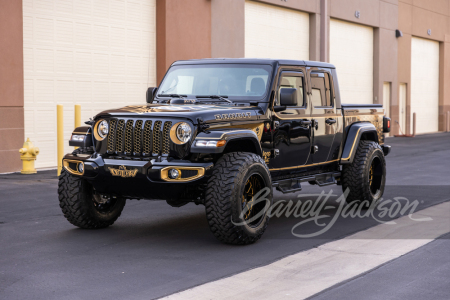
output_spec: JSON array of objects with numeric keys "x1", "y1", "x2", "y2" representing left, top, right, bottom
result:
[
  {"x1": 310, "y1": 72, "x2": 333, "y2": 107},
  {"x1": 277, "y1": 74, "x2": 304, "y2": 106}
]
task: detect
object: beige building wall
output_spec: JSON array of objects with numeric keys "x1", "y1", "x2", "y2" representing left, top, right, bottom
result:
[
  {"x1": 2, "y1": 0, "x2": 450, "y2": 172},
  {"x1": 211, "y1": 0, "x2": 450, "y2": 135},
  {"x1": 22, "y1": 0, "x2": 157, "y2": 168},
  {"x1": 244, "y1": 1, "x2": 310, "y2": 60},
  {"x1": 398, "y1": 0, "x2": 450, "y2": 134},
  {"x1": 0, "y1": 0, "x2": 24, "y2": 173}
]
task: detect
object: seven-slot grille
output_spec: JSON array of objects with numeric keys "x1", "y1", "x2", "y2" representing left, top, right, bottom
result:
[{"x1": 106, "y1": 119, "x2": 173, "y2": 156}]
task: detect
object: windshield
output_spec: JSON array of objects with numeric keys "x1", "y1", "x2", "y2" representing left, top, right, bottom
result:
[{"x1": 157, "y1": 64, "x2": 272, "y2": 101}]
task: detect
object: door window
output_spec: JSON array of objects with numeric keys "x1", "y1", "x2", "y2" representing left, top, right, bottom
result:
[
  {"x1": 277, "y1": 74, "x2": 305, "y2": 107},
  {"x1": 310, "y1": 72, "x2": 333, "y2": 107}
]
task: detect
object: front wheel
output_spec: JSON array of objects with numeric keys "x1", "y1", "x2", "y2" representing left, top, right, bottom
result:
[
  {"x1": 205, "y1": 152, "x2": 273, "y2": 245},
  {"x1": 341, "y1": 140, "x2": 386, "y2": 205},
  {"x1": 58, "y1": 169, "x2": 126, "y2": 229}
]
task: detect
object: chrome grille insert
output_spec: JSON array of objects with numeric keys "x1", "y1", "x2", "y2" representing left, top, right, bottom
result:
[
  {"x1": 116, "y1": 119, "x2": 125, "y2": 153},
  {"x1": 134, "y1": 120, "x2": 143, "y2": 154},
  {"x1": 153, "y1": 121, "x2": 162, "y2": 155},
  {"x1": 162, "y1": 121, "x2": 172, "y2": 155},
  {"x1": 143, "y1": 120, "x2": 153, "y2": 155},
  {"x1": 124, "y1": 120, "x2": 134, "y2": 154},
  {"x1": 105, "y1": 118, "x2": 172, "y2": 157},
  {"x1": 107, "y1": 119, "x2": 117, "y2": 153}
]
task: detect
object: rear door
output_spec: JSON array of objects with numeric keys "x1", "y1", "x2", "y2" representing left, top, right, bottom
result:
[{"x1": 308, "y1": 69, "x2": 338, "y2": 163}]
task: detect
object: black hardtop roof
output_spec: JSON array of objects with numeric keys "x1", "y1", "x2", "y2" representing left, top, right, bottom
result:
[{"x1": 172, "y1": 58, "x2": 335, "y2": 69}]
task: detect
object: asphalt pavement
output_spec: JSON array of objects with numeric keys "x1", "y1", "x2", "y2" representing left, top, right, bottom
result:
[{"x1": 0, "y1": 132, "x2": 449, "y2": 299}]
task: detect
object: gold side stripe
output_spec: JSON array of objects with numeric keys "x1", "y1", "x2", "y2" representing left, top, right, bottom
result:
[{"x1": 269, "y1": 159, "x2": 339, "y2": 171}]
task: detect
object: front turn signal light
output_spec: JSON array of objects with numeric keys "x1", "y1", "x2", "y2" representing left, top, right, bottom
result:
[{"x1": 216, "y1": 140, "x2": 226, "y2": 147}]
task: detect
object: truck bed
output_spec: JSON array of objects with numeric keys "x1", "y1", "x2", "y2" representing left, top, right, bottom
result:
[{"x1": 341, "y1": 103, "x2": 385, "y2": 145}]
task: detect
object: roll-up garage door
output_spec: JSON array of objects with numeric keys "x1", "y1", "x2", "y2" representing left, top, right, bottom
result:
[
  {"x1": 23, "y1": 0, "x2": 156, "y2": 168},
  {"x1": 245, "y1": 0, "x2": 309, "y2": 60},
  {"x1": 330, "y1": 19, "x2": 373, "y2": 104},
  {"x1": 411, "y1": 37, "x2": 439, "y2": 134}
]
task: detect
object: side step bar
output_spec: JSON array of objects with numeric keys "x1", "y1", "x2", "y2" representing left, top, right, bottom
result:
[{"x1": 272, "y1": 172, "x2": 341, "y2": 194}]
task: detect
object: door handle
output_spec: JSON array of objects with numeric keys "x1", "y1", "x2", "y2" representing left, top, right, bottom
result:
[
  {"x1": 326, "y1": 118, "x2": 336, "y2": 125},
  {"x1": 300, "y1": 120, "x2": 312, "y2": 126}
]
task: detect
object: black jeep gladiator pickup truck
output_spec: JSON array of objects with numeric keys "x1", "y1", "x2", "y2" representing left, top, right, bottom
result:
[{"x1": 60, "y1": 58, "x2": 391, "y2": 244}]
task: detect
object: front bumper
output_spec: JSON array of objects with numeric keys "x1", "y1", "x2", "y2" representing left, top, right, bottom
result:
[{"x1": 62, "y1": 154, "x2": 213, "y2": 200}]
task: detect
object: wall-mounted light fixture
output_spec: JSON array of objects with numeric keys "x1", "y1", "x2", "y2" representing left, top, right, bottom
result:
[
  {"x1": 396, "y1": 29, "x2": 403, "y2": 38},
  {"x1": 355, "y1": 11, "x2": 360, "y2": 18},
  {"x1": 427, "y1": 29, "x2": 431, "y2": 36}
]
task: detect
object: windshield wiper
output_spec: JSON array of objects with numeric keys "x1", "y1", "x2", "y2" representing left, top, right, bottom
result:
[
  {"x1": 158, "y1": 94, "x2": 187, "y2": 98},
  {"x1": 156, "y1": 94, "x2": 187, "y2": 103},
  {"x1": 196, "y1": 95, "x2": 233, "y2": 103}
]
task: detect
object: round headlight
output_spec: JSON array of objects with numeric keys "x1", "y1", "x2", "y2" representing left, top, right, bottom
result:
[
  {"x1": 175, "y1": 122, "x2": 192, "y2": 144},
  {"x1": 97, "y1": 120, "x2": 109, "y2": 139}
]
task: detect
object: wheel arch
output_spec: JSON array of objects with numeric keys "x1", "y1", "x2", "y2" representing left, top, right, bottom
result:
[
  {"x1": 340, "y1": 122, "x2": 379, "y2": 164},
  {"x1": 222, "y1": 138, "x2": 260, "y2": 155}
]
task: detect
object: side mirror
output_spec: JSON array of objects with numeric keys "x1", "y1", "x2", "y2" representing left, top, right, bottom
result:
[
  {"x1": 279, "y1": 88, "x2": 297, "y2": 106},
  {"x1": 146, "y1": 87, "x2": 157, "y2": 103}
]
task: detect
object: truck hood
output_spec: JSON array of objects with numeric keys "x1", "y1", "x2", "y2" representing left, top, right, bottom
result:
[{"x1": 95, "y1": 103, "x2": 263, "y2": 123}]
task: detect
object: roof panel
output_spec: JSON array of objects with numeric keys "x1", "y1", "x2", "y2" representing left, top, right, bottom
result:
[{"x1": 172, "y1": 58, "x2": 335, "y2": 69}]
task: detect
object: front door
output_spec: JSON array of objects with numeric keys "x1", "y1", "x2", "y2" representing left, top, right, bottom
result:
[
  {"x1": 269, "y1": 70, "x2": 312, "y2": 171},
  {"x1": 308, "y1": 69, "x2": 338, "y2": 163}
]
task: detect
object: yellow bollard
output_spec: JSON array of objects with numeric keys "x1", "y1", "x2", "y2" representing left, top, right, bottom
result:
[
  {"x1": 57, "y1": 105, "x2": 64, "y2": 176},
  {"x1": 74, "y1": 104, "x2": 81, "y2": 149},
  {"x1": 74, "y1": 104, "x2": 81, "y2": 128},
  {"x1": 19, "y1": 138, "x2": 40, "y2": 174}
]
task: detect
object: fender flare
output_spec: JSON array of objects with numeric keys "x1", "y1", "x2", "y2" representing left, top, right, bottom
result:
[
  {"x1": 190, "y1": 129, "x2": 262, "y2": 156},
  {"x1": 340, "y1": 122, "x2": 378, "y2": 164}
]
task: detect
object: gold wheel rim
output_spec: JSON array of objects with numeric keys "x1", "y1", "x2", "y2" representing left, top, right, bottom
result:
[{"x1": 242, "y1": 174, "x2": 263, "y2": 222}]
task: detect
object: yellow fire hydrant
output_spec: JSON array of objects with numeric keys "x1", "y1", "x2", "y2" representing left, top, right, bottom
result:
[{"x1": 19, "y1": 138, "x2": 40, "y2": 174}]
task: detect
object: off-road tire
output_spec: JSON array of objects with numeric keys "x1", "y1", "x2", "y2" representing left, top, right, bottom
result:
[
  {"x1": 58, "y1": 169, "x2": 126, "y2": 229},
  {"x1": 341, "y1": 140, "x2": 386, "y2": 205},
  {"x1": 205, "y1": 152, "x2": 273, "y2": 245}
]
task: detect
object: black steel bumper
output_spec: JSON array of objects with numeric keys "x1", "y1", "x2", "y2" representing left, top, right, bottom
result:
[{"x1": 62, "y1": 154, "x2": 213, "y2": 200}]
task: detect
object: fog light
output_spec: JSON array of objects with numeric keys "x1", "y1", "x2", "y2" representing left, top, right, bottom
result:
[
  {"x1": 78, "y1": 163, "x2": 84, "y2": 173},
  {"x1": 168, "y1": 168, "x2": 180, "y2": 179}
]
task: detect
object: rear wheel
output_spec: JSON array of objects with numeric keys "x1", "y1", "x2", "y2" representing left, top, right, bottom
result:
[
  {"x1": 58, "y1": 169, "x2": 126, "y2": 229},
  {"x1": 341, "y1": 140, "x2": 386, "y2": 205},
  {"x1": 205, "y1": 152, "x2": 272, "y2": 245}
]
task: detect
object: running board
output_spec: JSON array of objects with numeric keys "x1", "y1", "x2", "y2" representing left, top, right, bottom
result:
[{"x1": 273, "y1": 172, "x2": 341, "y2": 194}]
